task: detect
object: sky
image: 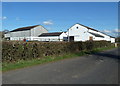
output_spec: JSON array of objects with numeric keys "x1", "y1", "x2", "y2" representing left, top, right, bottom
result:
[{"x1": 1, "y1": 2, "x2": 119, "y2": 37}]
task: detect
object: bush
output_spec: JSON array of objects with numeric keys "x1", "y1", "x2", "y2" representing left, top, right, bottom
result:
[{"x1": 2, "y1": 41, "x2": 113, "y2": 62}]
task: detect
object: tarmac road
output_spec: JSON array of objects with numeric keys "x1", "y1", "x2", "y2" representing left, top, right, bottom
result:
[{"x1": 2, "y1": 48, "x2": 119, "y2": 84}]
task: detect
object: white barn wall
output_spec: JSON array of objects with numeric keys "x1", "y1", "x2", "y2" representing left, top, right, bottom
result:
[
  {"x1": 10, "y1": 37, "x2": 26, "y2": 40},
  {"x1": 88, "y1": 29, "x2": 105, "y2": 41},
  {"x1": 87, "y1": 29, "x2": 111, "y2": 41},
  {"x1": 59, "y1": 32, "x2": 68, "y2": 41},
  {"x1": 31, "y1": 36, "x2": 59, "y2": 41},
  {"x1": 31, "y1": 26, "x2": 48, "y2": 37},
  {"x1": 4, "y1": 33, "x2": 10, "y2": 37},
  {"x1": 68, "y1": 24, "x2": 89, "y2": 41},
  {"x1": 111, "y1": 38, "x2": 115, "y2": 43},
  {"x1": 87, "y1": 32, "x2": 106, "y2": 41},
  {"x1": 10, "y1": 30, "x2": 31, "y2": 37},
  {"x1": 32, "y1": 32, "x2": 68, "y2": 41},
  {"x1": 97, "y1": 31, "x2": 111, "y2": 41},
  {"x1": 88, "y1": 33, "x2": 95, "y2": 40},
  {"x1": 10, "y1": 30, "x2": 31, "y2": 40},
  {"x1": 5, "y1": 25, "x2": 48, "y2": 41},
  {"x1": 67, "y1": 24, "x2": 114, "y2": 42}
]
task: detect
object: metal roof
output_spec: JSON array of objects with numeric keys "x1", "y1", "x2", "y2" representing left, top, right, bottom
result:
[
  {"x1": 38, "y1": 32, "x2": 63, "y2": 37},
  {"x1": 76, "y1": 23, "x2": 99, "y2": 32},
  {"x1": 89, "y1": 32, "x2": 104, "y2": 38},
  {"x1": 71, "y1": 23, "x2": 115, "y2": 38},
  {"x1": 10, "y1": 25, "x2": 40, "y2": 32}
]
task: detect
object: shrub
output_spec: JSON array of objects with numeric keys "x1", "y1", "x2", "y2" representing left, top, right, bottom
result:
[{"x1": 2, "y1": 41, "x2": 113, "y2": 62}]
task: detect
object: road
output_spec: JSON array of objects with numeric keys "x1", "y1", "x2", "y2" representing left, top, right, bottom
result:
[{"x1": 2, "y1": 48, "x2": 119, "y2": 84}]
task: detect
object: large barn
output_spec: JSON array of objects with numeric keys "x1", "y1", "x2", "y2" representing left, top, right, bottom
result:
[
  {"x1": 66, "y1": 23, "x2": 115, "y2": 43},
  {"x1": 4, "y1": 25, "x2": 48, "y2": 41}
]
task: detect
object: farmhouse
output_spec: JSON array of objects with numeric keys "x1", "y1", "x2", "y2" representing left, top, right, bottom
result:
[
  {"x1": 66, "y1": 23, "x2": 115, "y2": 43},
  {"x1": 4, "y1": 25, "x2": 48, "y2": 41}
]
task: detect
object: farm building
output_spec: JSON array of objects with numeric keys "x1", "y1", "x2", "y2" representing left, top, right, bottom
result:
[
  {"x1": 4, "y1": 25, "x2": 48, "y2": 41},
  {"x1": 66, "y1": 23, "x2": 115, "y2": 43},
  {"x1": 38, "y1": 32, "x2": 67, "y2": 41},
  {"x1": 4, "y1": 23, "x2": 115, "y2": 43}
]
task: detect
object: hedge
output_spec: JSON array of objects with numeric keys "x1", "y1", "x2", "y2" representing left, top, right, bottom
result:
[{"x1": 2, "y1": 41, "x2": 113, "y2": 62}]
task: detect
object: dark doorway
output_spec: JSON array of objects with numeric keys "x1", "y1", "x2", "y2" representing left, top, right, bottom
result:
[{"x1": 69, "y1": 36, "x2": 74, "y2": 42}]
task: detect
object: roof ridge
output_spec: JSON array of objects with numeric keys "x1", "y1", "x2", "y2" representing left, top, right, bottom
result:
[
  {"x1": 76, "y1": 23, "x2": 99, "y2": 32},
  {"x1": 10, "y1": 25, "x2": 40, "y2": 32}
]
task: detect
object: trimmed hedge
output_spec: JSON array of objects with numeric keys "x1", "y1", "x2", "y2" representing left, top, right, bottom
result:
[{"x1": 2, "y1": 41, "x2": 113, "y2": 62}]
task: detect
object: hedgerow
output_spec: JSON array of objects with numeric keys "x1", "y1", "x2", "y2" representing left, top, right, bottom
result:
[{"x1": 2, "y1": 41, "x2": 113, "y2": 62}]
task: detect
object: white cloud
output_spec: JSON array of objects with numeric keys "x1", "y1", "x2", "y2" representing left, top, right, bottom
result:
[
  {"x1": 102, "y1": 29, "x2": 120, "y2": 37},
  {"x1": 113, "y1": 29, "x2": 120, "y2": 33},
  {"x1": 43, "y1": 20, "x2": 53, "y2": 25},
  {"x1": 3, "y1": 16, "x2": 7, "y2": 20},
  {"x1": 0, "y1": 16, "x2": 7, "y2": 20},
  {"x1": 111, "y1": 29, "x2": 120, "y2": 37},
  {"x1": 102, "y1": 29, "x2": 111, "y2": 33}
]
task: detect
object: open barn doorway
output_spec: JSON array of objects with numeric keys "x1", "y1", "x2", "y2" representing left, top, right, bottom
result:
[{"x1": 69, "y1": 36, "x2": 74, "y2": 42}]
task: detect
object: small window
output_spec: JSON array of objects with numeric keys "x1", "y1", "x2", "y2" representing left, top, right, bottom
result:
[{"x1": 76, "y1": 27, "x2": 78, "y2": 29}]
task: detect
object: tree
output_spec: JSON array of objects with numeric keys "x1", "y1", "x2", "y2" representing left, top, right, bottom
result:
[
  {"x1": 115, "y1": 36, "x2": 120, "y2": 42},
  {"x1": 2, "y1": 29, "x2": 10, "y2": 34},
  {"x1": 2, "y1": 29, "x2": 10, "y2": 38}
]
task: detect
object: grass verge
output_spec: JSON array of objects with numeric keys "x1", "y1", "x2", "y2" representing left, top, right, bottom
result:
[{"x1": 2, "y1": 46, "x2": 116, "y2": 72}]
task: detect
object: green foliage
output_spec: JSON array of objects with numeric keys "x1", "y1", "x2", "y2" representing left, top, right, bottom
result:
[
  {"x1": 2, "y1": 45, "x2": 115, "y2": 72},
  {"x1": 116, "y1": 36, "x2": 120, "y2": 42},
  {"x1": 2, "y1": 41, "x2": 113, "y2": 62}
]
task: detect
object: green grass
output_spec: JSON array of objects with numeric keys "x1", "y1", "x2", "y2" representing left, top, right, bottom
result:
[{"x1": 2, "y1": 46, "x2": 116, "y2": 72}]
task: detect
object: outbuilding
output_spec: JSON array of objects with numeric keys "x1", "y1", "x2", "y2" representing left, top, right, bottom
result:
[
  {"x1": 4, "y1": 25, "x2": 48, "y2": 41},
  {"x1": 37, "y1": 32, "x2": 67, "y2": 41}
]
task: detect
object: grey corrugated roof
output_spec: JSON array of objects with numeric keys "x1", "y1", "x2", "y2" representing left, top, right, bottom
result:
[
  {"x1": 38, "y1": 32, "x2": 63, "y2": 37},
  {"x1": 89, "y1": 32, "x2": 104, "y2": 38},
  {"x1": 10, "y1": 25, "x2": 40, "y2": 32},
  {"x1": 72, "y1": 23, "x2": 115, "y2": 38}
]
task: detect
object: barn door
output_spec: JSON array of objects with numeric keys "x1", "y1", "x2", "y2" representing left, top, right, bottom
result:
[
  {"x1": 89, "y1": 36, "x2": 93, "y2": 40},
  {"x1": 69, "y1": 36, "x2": 74, "y2": 42}
]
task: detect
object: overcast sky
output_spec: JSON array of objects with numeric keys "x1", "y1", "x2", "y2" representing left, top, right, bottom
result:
[{"x1": 2, "y1": 2, "x2": 119, "y2": 37}]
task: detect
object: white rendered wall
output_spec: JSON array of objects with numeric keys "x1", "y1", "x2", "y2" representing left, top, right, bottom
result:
[
  {"x1": 67, "y1": 24, "x2": 89, "y2": 41},
  {"x1": 31, "y1": 36, "x2": 59, "y2": 41},
  {"x1": 67, "y1": 24, "x2": 112, "y2": 42},
  {"x1": 88, "y1": 29, "x2": 111, "y2": 41},
  {"x1": 110, "y1": 38, "x2": 115, "y2": 43},
  {"x1": 59, "y1": 32, "x2": 68, "y2": 41}
]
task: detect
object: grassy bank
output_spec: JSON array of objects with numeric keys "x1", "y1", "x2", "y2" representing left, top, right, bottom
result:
[{"x1": 2, "y1": 46, "x2": 116, "y2": 72}]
